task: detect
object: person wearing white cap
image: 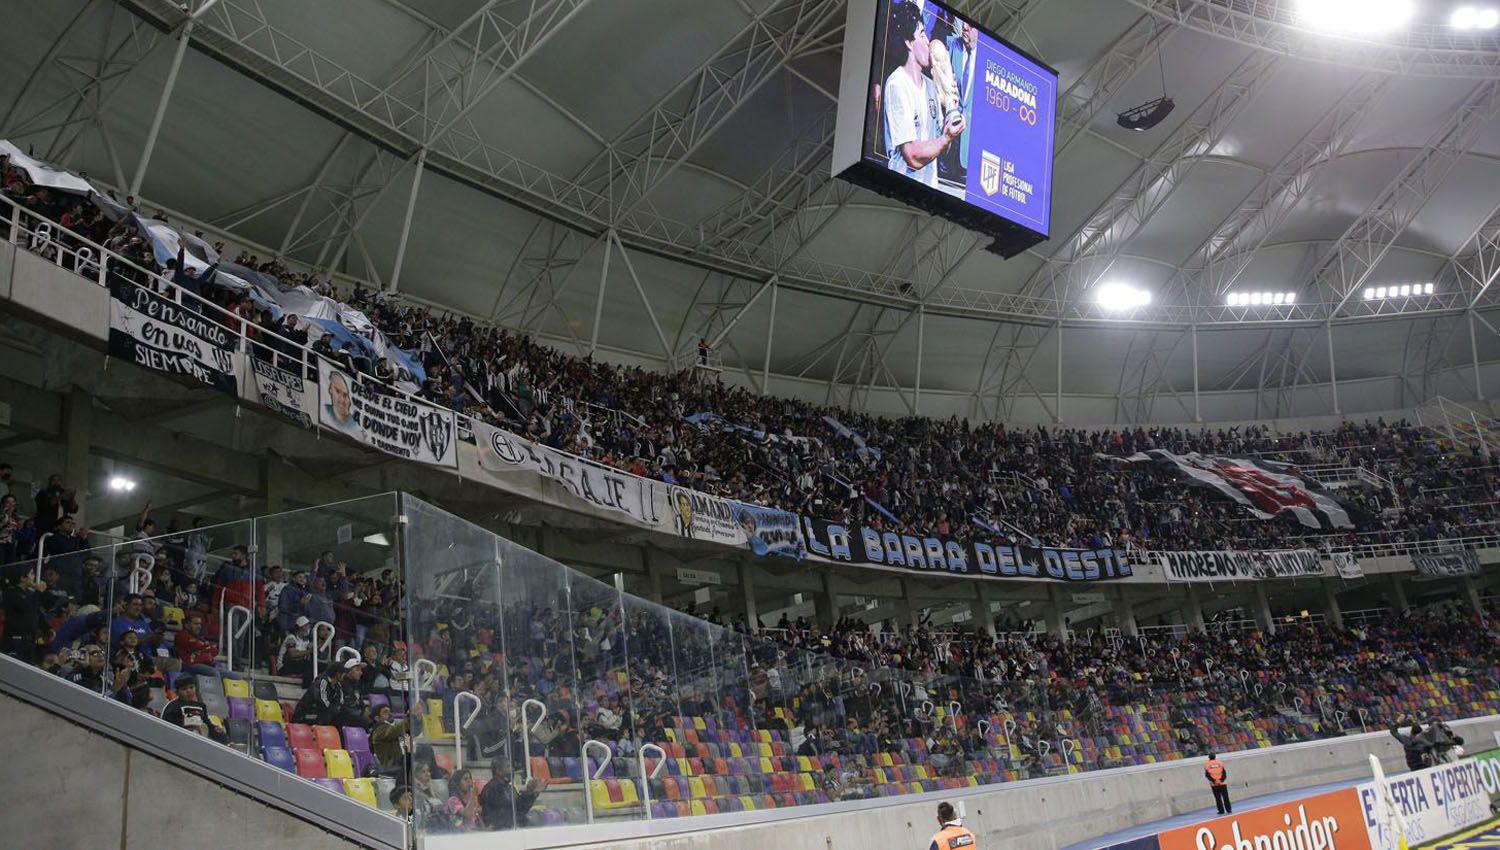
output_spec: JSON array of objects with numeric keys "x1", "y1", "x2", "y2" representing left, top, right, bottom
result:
[
  {"x1": 279, "y1": 614, "x2": 315, "y2": 686},
  {"x1": 293, "y1": 650, "x2": 368, "y2": 727}
]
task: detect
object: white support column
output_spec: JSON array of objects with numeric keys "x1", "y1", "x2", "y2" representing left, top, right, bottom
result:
[
  {"x1": 1191, "y1": 324, "x2": 1201, "y2": 422},
  {"x1": 1112, "y1": 588, "x2": 1139, "y2": 637},
  {"x1": 899, "y1": 578, "x2": 919, "y2": 631},
  {"x1": 914, "y1": 305, "x2": 925, "y2": 415},
  {"x1": 972, "y1": 583, "x2": 996, "y2": 638},
  {"x1": 1461, "y1": 577, "x2": 1486, "y2": 618},
  {"x1": 737, "y1": 556, "x2": 759, "y2": 632},
  {"x1": 612, "y1": 231, "x2": 673, "y2": 362},
  {"x1": 63, "y1": 387, "x2": 92, "y2": 527},
  {"x1": 762, "y1": 280, "x2": 777, "y2": 394},
  {"x1": 1253, "y1": 584, "x2": 1276, "y2": 635},
  {"x1": 1325, "y1": 322, "x2": 1340, "y2": 415},
  {"x1": 1321, "y1": 582, "x2": 1343, "y2": 629},
  {"x1": 1054, "y1": 322, "x2": 1064, "y2": 423},
  {"x1": 1470, "y1": 310, "x2": 1485, "y2": 400},
  {"x1": 1388, "y1": 573, "x2": 1409, "y2": 613},
  {"x1": 1183, "y1": 585, "x2": 1206, "y2": 634},
  {"x1": 387, "y1": 148, "x2": 427, "y2": 294},
  {"x1": 815, "y1": 569, "x2": 838, "y2": 627},
  {"x1": 1044, "y1": 584, "x2": 1069, "y2": 638},
  {"x1": 130, "y1": 21, "x2": 193, "y2": 197},
  {"x1": 590, "y1": 233, "x2": 614, "y2": 355}
]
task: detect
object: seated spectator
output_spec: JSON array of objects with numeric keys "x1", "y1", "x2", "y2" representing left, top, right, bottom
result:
[
  {"x1": 161, "y1": 675, "x2": 227, "y2": 743},
  {"x1": 174, "y1": 611, "x2": 221, "y2": 676},
  {"x1": 278, "y1": 616, "x2": 314, "y2": 685},
  {"x1": 479, "y1": 755, "x2": 546, "y2": 831}
]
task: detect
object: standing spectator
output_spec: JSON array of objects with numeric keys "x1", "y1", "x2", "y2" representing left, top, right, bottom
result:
[
  {"x1": 2, "y1": 570, "x2": 48, "y2": 661},
  {"x1": 33, "y1": 474, "x2": 78, "y2": 535},
  {"x1": 39, "y1": 515, "x2": 90, "y2": 598},
  {"x1": 369, "y1": 703, "x2": 410, "y2": 770}
]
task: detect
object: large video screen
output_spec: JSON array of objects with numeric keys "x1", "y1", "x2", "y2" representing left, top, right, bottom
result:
[{"x1": 834, "y1": 0, "x2": 1058, "y2": 252}]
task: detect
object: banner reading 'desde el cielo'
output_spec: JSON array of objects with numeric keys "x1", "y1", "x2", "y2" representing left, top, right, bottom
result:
[{"x1": 318, "y1": 361, "x2": 456, "y2": 468}]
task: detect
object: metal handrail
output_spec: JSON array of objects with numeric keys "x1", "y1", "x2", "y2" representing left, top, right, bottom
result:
[
  {"x1": 451, "y1": 691, "x2": 482, "y2": 772},
  {"x1": 581, "y1": 739, "x2": 613, "y2": 824},
  {"x1": 637, "y1": 743, "x2": 667, "y2": 820},
  {"x1": 520, "y1": 698, "x2": 547, "y2": 782},
  {"x1": 411, "y1": 658, "x2": 438, "y2": 708},
  {"x1": 224, "y1": 604, "x2": 251, "y2": 671},
  {"x1": 33, "y1": 532, "x2": 57, "y2": 582},
  {"x1": 126, "y1": 554, "x2": 155, "y2": 594},
  {"x1": 309, "y1": 621, "x2": 335, "y2": 680}
]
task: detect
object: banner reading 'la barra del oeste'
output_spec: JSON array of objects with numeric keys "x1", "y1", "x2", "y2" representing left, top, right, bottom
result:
[{"x1": 799, "y1": 516, "x2": 1130, "y2": 581}]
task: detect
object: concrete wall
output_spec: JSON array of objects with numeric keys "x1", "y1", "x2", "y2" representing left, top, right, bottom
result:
[
  {"x1": 0, "y1": 692, "x2": 364, "y2": 850},
  {"x1": 428, "y1": 715, "x2": 1500, "y2": 850}
]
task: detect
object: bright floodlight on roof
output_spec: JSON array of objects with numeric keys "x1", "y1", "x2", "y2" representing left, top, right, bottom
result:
[
  {"x1": 108, "y1": 476, "x2": 136, "y2": 492},
  {"x1": 1225, "y1": 290, "x2": 1298, "y2": 307},
  {"x1": 1452, "y1": 6, "x2": 1500, "y2": 28},
  {"x1": 1096, "y1": 283, "x2": 1151, "y2": 311},
  {"x1": 1363, "y1": 283, "x2": 1434, "y2": 300},
  {"x1": 1298, "y1": 0, "x2": 1414, "y2": 33}
]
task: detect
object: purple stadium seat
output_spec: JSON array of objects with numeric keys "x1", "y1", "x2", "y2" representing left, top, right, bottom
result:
[
  {"x1": 262, "y1": 745, "x2": 296, "y2": 773},
  {"x1": 227, "y1": 697, "x2": 253, "y2": 720},
  {"x1": 312, "y1": 777, "x2": 345, "y2": 794},
  {"x1": 341, "y1": 726, "x2": 370, "y2": 753},
  {"x1": 350, "y1": 750, "x2": 378, "y2": 778},
  {"x1": 256, "y1": 720, "x2": 287, "y2": 748}
]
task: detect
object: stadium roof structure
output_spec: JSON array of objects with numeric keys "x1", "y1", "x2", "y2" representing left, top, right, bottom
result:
[{"x1": 6, "y1": 0, "x2": 1500, "y2": 422}]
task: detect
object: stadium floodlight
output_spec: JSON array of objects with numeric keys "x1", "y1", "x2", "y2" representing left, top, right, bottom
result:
[
  {"x1": 108, "y1": 476, "x2": 136, "y2": 492},
  {"x1": 1226, "y1": 290, "x2": 1298, "y2": 307},
  {"x1": 1452, "y1": 6, "x2": 1500, "y2": 28},
  {"x1": 1298, "y1": 0, "x2": 1415, "y2": 34},
  {"x1": 1364, "y1": 283, "x2": 1434, "y2": 300},
  {"x1": 1096, "y1": 283, "x2": 1152, "y2": 311}
]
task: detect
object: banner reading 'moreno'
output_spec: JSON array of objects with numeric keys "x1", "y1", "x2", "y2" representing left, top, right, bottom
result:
[
  {"x1": 318, "y1": 361, "x2": 456, "y2": 468},
  {"x1": 1161, "y1": 549, "x2": 1324, "y2": 583}
]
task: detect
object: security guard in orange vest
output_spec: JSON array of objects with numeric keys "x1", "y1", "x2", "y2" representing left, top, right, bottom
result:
[
  {"x1": 929, "y1": 802, "x2": 977, "y2": 850},
  {"x1": 1204, "y1": 753, "x2": 1231, "y2": 814}
]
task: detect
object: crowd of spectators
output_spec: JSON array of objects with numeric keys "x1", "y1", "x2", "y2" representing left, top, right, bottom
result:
[
  {"x1": 5, "y1": 149, "x2": 1500, "y2": 557},
  {"x1": 0, "y1": 465, "x2": 1497, "y2": 828}
]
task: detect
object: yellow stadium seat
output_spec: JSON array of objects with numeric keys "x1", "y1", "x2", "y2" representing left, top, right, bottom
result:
[
  {"x1": 796, "y1": 756, "x2": 813, "y2": 772},
  {"x1": 618, "y1": 779, "x2": 639, "y2": 805},
  {"x1": 757, "y1": 743, "x2": 772, "y2": 757},
  {"x1": 223, "y1": 678, "x2": 251, "y2": 699},
  {"x1": 589, "y1": 780, "x2": 618, "y2": 810},
  {"x1": 799, "y1": 773, "x2": 815, "y2": 791},
  {"x1": 688, "y1": 777, "x2": 707, "y2": 798},
  {"x1": 690, "y1": 800, "x2": 707, "y2": 816},
  {"x1": 740, "y1": 795, "x2": 756, "y2": 811},
  {"x1": 325, "y1": 749, "x2": 354, "y2": 779},
  {"x1": 421, "y1": 712, "x2": 450, "y2": 740},
  {"x1": 693, "y1": 717, "x2": 707, "y2": 730},
  {"x1": 159, "y1": 605, "x2": 184, "y2": 627},
  {"x1": 344, "y1": 778, "x2": 377, "y2": 807},
  {"x1": 728, "y1": 743, "x2": 743, "y2": 758},
  {"x1": 758, "y1": 757, "x2": 775, "y2": 773},
  {"x1": 254, "y1": 699, "x2": 283, "y2": 723}
]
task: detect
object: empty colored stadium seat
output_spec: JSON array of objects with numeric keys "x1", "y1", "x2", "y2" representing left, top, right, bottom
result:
[
  {"x1": 313, "y1": 725, "x2": 342, "y2": 751},
  {"x1": 286, "y1": 723, "x2": 315, "y2": 749},
  {"x1": 256, "y1": 720, "x2": 287, "y2": 749},
  {"x1": 344, "y1": 777, "x2": 378, "y2": 807},
  {"x1": 252, "y1": 679, "x2": 280, "y2": 701},
  {"x1": 223, "y1": 677, "x2": 252, "y2": 699},
  {"x1": 324, "y1": 749, "x2": 354, "y2": 779},
  {"x1": 254, "y1": 699, "x2": 283, "y2": 724},
  {"x1": 294, "y1": 748, "x2": 326, "y2": 778},
  {"x1": 262, "y1": 745, "x2": 295, "y2": 773}
]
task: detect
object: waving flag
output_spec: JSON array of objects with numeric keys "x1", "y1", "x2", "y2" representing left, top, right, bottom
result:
[{"x1": 1121, "y1": 449, "x2": 1354, "y2": 530}]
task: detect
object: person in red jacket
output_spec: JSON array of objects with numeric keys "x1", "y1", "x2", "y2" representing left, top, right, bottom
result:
[{"x1": 174, "y1": 611, "x2": 220, "y2": 676}]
